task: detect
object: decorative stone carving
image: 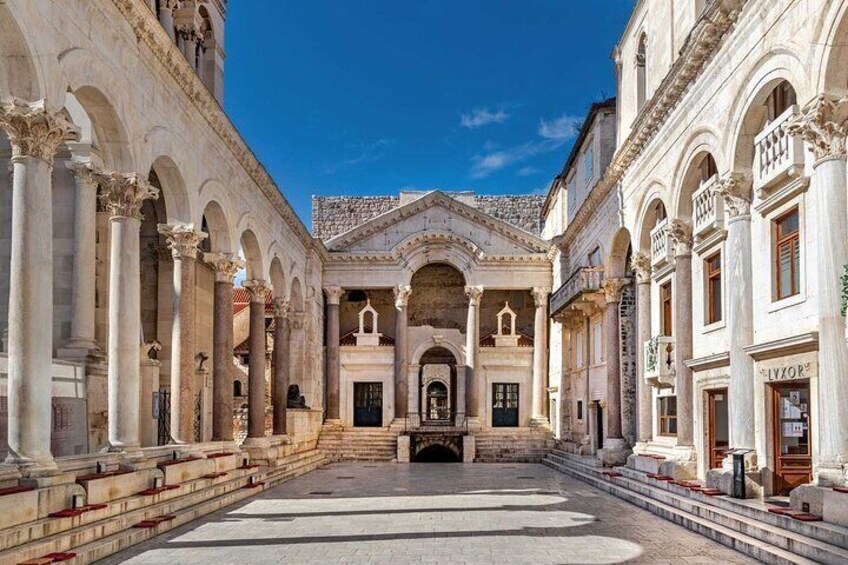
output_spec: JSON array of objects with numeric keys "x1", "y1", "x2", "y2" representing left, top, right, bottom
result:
[
  {"x1": 96, "y1": 171, "x2": 159, "y2": 220},
  {"x1": 667, "y1": 219, "x2": 693, "y2": 256},
  {"x1": 272, "y1": 298, "x2": 290, "y2": 319},
  {"x1": 0, "y1": 99, "x2": 80, "y2": 162},
  {"x1": 603, "y1": 278, "x2": 630, "y2": 304},
  {"x1": 290, "y1": 312, "x2": 305, "y2": 330},
  {"x1": 785, "y1": 94, "x2": 848, "y2": 164},
  {"x1": 495, "y1": 302, "x2": 519, "y2": 347},
  {"x1": 711, "y1": 172, "x2": 752, "y2": 218},
  {"x1": 465, "y1": 285, "x2": 484, "y2": 305},
  {"x1": 287, "y1": 384, "x2": 308, "y2": 409},
  {"x1": 65, "y1": 160, "x2": 99, "y2": 185},
  {"x1": 630, "y1": 252, "x2": 651, "y2": 284},
  {"x1": 531, "y1": 287, "x2": 550, "y2": 307},
  {"x1": 141, "y1": 339, "x2": 162, "y2": 360},
  {"x1": 203, "y1": 252, "x2": 244, "y2": 282},
  {"x1": 157, "y1": 224, "x2": 208, "y2": 259},
  {"x1": 324, "y1": 285, "x2": 344, "y2": 305},
  {"x1": 242, "y1": 279, "x2": 270, "y2": 303},
  {"x1": 394, "y1": 284, "x2": 412, "y2": 309},
  {"x1": 354, "y1": 300, "x2": 382, "y2": 347}
]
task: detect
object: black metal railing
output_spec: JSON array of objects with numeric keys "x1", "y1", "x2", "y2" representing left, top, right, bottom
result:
[{"x1": 404, "y1": 412, "x2": 468, "y2": 433}]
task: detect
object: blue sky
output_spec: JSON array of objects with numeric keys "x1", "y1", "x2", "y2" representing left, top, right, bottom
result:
[{"x1": 225, "y1": 1, "x2": 634, "y2": 228}]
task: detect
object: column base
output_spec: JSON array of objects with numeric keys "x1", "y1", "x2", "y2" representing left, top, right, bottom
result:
[
  {"x1": 815, "y1": 462, "x2": 848, "y2": 487},
  {"x1": 632, "y1": 441, "x2": 650, "y2": 455},
  {"x1": 3, "y1": 455, "x2": 59, "y2": 477},
  {"x1": 705, "y1": 467, "x2": 763, "y2": 499},
  {"x1": 241, "y1": 436, "x2": 273, "y2": 449},
  {"x1": 322, "y1": 419, "x2": 345, "y2": 431},
  {"x1": 597, "y1": 438, "x2": 629, "y2": 467},
  {"x1": 57, "y1": 339, "x2": 101, "y2": 361},
  {"x1": 529, "y1": 416, "x2": 550, "y2": 429},
  {"x1": 465, "y1": 417, "x2": 482, "y2": 432}
]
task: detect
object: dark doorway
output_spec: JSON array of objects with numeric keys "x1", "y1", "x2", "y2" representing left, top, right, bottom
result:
[
  {"x1": 595, "y1": 401, "x2": 604, "y2": 451},
  {"x1": 492, "y1": 383, "x2": 519, "y2": 427},
  {"x1": 413, "y1": 444, "x2": 461, "y2": 462},
  {"x1": 353, "y1": 382, "x2": 383, "y2": 427},
  {"x1": 426, "y1": 381, "x2": 449, "y2": 421}
]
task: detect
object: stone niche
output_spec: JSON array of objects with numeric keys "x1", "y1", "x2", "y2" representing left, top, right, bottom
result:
[
  {"x1": 494, "y1": 302, "x2": 519, "y2": 347},
  {"x1": 354, "y1": 300, "x2": 382, "y2": 347}
]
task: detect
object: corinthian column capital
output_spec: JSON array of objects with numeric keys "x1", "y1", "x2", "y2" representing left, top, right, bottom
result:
[
  {"x1": 630, "y1": 251, "x2": 652, "y2": 283},
  {"x1": 203, "y1": 252, "x2": 244, "y2": 282},
  {"x1": 668, "y1": 219, "x2": 693, "y2": 256},
  {"x1": 272, "y1": 298, "x2": 290, "y2": 319},
  {"x1": 603, "y1": 277, "x2": 630, "y2": 304},
  {"x1": 96, "y1": 171, "x2": 159, "y2": 220},
  {"x1": 0, "y1": 99, "x2": 80, "y2": 163},
  {"x1": 243, "y1": 279, "x2": 270, "y2": 303},
  {"x1": 465, "y1": 285, "x2": 484, "y2": 305},
  {"x1": 394, "y1": 284, "x2": 412, "y2": 308},
  {"x1": 785, "y1": 94, "x2": 848, "y2": 164},
  {"x1": 324, "y1": 286, "x2": 344, "y2": 305},
  {"x1": 157, "y1": 223, "x2": 208, "y2": 259},
  {"x1": 711, "y1": 172, "x2": 752, "y2": 218},
  {"x1": 531, "y1": 287, "x2": 551, "y2": 307}
]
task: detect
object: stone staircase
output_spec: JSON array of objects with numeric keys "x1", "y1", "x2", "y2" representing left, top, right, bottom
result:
[
  {"x1": 318, "y1": 427, "x2": 398, "y2": 461},
  {"x1": 543, "y1": 448, "x2": 848, "y2": 565},
  {"x1": 474, "y1": 429, "x2": 554, "y2": 463},
  {"x1": 0, "y1": 448, "x2": 328, "y2": 565}
]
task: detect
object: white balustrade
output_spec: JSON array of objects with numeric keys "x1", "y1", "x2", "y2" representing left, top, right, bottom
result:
[
  {"x1": 650, "y1": 219, "x2": 672, "y2": 267},
  {"x1": 691, "y1": 175, "x2": 723, "y2": 241},
  {"x1": 643, "y1": 335, "x2": 675, "y2": 388},
  {"x1": 754, "y1": 105, "x2": 805, "y2": 194}
]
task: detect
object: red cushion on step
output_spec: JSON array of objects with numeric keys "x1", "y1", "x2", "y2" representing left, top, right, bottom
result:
[
  {"x1": 48, "y1": 509, "x2": 85, "y2": 518},
  {"x1": 768, "y1": 507, "x2": 793, "y2": 515},
  {"x1": 833, "y1": 486, "x2": 848, "y2": 493},
  {"x1": 791, "y1": 513, "x2": 823, "y2": 522},
  {"x1": 207, "y1": 452, "x2": 234, "y2": 459},
  {"x1": 701, "y1": 489, "x2": 725, "y2": 496},
  {"x1": 43, "y1": 553, "x2": 76, "y2": 562},
  {"x1": 0, "y1": 485, "x2": 35, "y2": 496}
]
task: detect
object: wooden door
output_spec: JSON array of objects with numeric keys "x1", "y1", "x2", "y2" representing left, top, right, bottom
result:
[
  {"x1": 492, "y1": 383, "x2": 519, "y2": 427},
  {"x1": 771, "y1": 382, "x2": 812, "y2": 495},
  {"x1": 707, "y1": 388, "x2": 729, "y2": 469},
  {"x1": 353, "y1": 382, "x2": 383, "y2": 427}
]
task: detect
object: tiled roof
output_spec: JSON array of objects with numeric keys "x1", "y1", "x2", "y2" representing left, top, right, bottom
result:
[
  {"x1": 232, "y1": 287, "x2": 276, "y2": 316},
  {"x1": 339, "y1": 329, "x2": 395, "y2": 346}
]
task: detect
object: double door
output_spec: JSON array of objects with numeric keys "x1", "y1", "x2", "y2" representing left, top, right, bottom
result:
[
  {"x1": 492, "y1": 383, "x2": 519, "y2": 427},
  {"x1": 771, "y1": 382, "x2": 812, "y2": 495},
  {"x1": 353, "y1": 382, "x2": 383, "y2": 427}
]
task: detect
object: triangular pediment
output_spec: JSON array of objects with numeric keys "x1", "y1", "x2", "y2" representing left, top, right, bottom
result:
[{"x1": 325, "y1": 191, "x2": 549, "y2": 255}]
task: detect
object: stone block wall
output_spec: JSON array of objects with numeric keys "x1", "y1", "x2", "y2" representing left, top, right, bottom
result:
[{"x1": 619, "y1": 281, "x2": 637, "y2": 446}]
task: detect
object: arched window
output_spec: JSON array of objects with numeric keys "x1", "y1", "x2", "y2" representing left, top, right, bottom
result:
[
  {"x1": 636, "y1": 34, "x2": 648, "y2": 111},
  {"x1": 233, "y1": 380, "x2": 243, "y2": 397},
  {"x1": 765, "y1": 81, "x2": 797, "y2": 124},
  {"x1": 699, "y1": 154, "x2": 717, "y2": 185}
]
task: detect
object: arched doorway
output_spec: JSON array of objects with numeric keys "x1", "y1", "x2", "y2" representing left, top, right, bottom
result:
[
  {"x1": 426, "y1": 381, "x2": 449, "y2": 421},
  {"x1": 417, "y1": 346, "x2": 458, "y2": 423}
]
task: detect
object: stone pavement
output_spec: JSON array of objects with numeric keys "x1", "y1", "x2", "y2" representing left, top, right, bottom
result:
[{"x1": 98, "y1": 463, "x2": 757, "y2": 564}]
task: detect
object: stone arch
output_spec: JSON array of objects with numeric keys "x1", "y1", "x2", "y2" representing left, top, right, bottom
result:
[
  {"x1": 395, "y1": 232, "x2": 477, "y2": 286},
  {"x1": 0, "y1": 3, "x2": 43, "y2": 100},
  {"x1": 673, "y1": 150, "x2": 719, "y2": 223},
  {"x1": 149, "y1": 155, "x2": 192, "y2": 224},
  {"x1": 815, "y1": 0, "x2": 848, "y2": 95},
  {"x1": 269, "y1": 255, "x2": 287, "y2": 299},
  {"x1": 200, "y1": 199, "x2": 233, "y2": 254},
  {"x1": 408, "y1": 263, "x2": 468, "y2": 331},
  {"x1": 290, "y1": 277, "x2": 304, "y2": 313},
  {"x1": 669, "y1": 128, "x2": 724, "y2": 220},
  {"x1": 68, "y1": 85, "x2": 134, "y2": 171},
  {"x1": 239, "y1": 229, "x2": 265, "y2": 281},
  {"x1": 607, "y1": 227, "x2": 633, "y2": 278},
  {"x1": 634, "y1": 189, "x2": 669, "y2": 253},
  {"x1": 411, "y1": 340, "x2": 465, "y2": 368}
]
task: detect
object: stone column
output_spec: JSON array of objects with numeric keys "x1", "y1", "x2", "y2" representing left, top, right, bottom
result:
[
  {"x1": 158, "y1": 224, "x2": 207, "y2": 444},
  {"x1": 464, "y1": 286, "x2": 483, "y2": 420},
  {"x1": 204, "y1": 253, "x2": 243, "y2": 442},
  {"x1": 98, "y1": 171, "x2": 159, "y2": 452},
  {"x1": 272, "y1": 297, "x2": 290, "y2": 435},
  {"x1": 787, "y1": 95, "x2": 848, "y2": 485},
  {"x1": 0, "y1": 100, "x2": 78, "y2": 470},
  {"x1": 394, "y1": 285, "x2": 412, "y2": 420},
  {"x1": 158, "y1": 0, "x2": 178, "y2": 41},
  {"x1": 669, "y1": 220, "x2": 695, "y2": 455},
  {"x1": 243, "y1": 280, "x2": 270, "y2": 441},
  {"x1": 712, "y1": 174, "x2": 756, "y2": 463},
  {"x1": 531, "y1": 287, "x2": 551, "y2": 425},
  {"x1": 176, "y1": 26, "x2": 202, "y2": 70},
  {"x1": 631, "y1": 252, "x2": 653, "y2": 449},
  {"x1": 61, "y1": 161, "x2": 100, "y2": 358},
  {"x1": 599, "y1": 278, "x2": 629, "y2": 465},
  {"x1": 324, "y1": 286, "x2": 344, "y2": 423}
]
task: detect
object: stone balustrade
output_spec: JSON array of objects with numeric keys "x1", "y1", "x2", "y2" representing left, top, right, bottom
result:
[{"x1": 755, "y1": 105, "x2": 805, "y2": 195}]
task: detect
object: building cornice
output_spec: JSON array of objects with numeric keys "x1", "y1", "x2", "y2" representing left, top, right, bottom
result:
[
  {"x1": 560, "y1": 0, "x2": 746, "y2": 251},
  {"x1": 743, "y1": 332, "x2": 819, "y2": 361},
  {"x1": 111, "y1": 0, "x2": 312, "y2": 247}
]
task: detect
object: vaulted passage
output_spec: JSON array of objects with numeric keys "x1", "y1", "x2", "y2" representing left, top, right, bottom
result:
[{"x1": 412, "y1": 444, "x2": 461, "y2": 463}]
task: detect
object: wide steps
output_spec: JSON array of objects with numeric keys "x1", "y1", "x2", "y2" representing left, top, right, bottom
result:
[
  {"x1": 543, "y1": 450, "x2": 848, "y2": 565},
  {"x1": 318, "y1": 429, "x2": 398, "y2": 462}
]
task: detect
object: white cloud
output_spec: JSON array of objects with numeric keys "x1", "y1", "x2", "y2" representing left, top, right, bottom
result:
[
  {"x1": 460, "y1": 107, "x2": 510, "y2": 129},
  {"x1": 517, "y1": 166, "x2": 539, "y2": 177},
  {"x1": 538, "y1": 114, "x2": 582, "y2": 140},
  {"x1": 470, "y1": 138, "x2": 563, "y2": 179}
]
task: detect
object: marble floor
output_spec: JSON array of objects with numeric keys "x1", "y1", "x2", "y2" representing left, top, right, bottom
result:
[{"x1": 98, "y1": 462, "x2": 757, "y2": 564}]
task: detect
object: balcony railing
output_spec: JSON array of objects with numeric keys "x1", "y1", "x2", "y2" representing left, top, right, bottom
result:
[
  {"x1": 549, "y1": 266, "x2": 604, "y2": 317},
  {"x1": 754, "y1": 105, "x2": 805, "y2": 194},
  {"x1": 404, "y1": 412, "x2": 468, "y2": 433},
  {"x1": 650, "y1": 219, "x2": 672, "y2": 267},
  {"x1": 644, "y1": 336, "x2": 675, "y2": 388},
  {"x1": 692, "y1": 175, "x2": 723, "y2": 242}
]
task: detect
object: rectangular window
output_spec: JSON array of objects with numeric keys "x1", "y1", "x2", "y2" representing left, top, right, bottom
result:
[
  {"x1": 575, "y1": 331, "x2": 584, "y2": 368},
  {"x1": 774, "y1": 208, "x2": 800, "y2": 301},
  {"x1": 584, "y1": 144, "x2": 594, "y2": 185},
  {"x1": 658, "y1": 396, "x2": 678, "y2": 436},
  {"x1": 577, "y1": 400, "x2": 583, "y2": 421},
  {"x1": 592, "y1": 320, "x2": 603, "y2": 365},
  {"x1": 705, "y1": 252, "x2": 722, "y2": 324},
  {"x1": 587, "y1": 247, "x2": 602, "y2": 267},
  {"x1": 660, "y1": 282, "x2": 673, "y2": 336}
]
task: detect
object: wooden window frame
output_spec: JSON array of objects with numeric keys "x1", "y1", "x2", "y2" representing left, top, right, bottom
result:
[
  {"x1": 660, "y1": 281, "x2": 673, "y2": 337},
  {"x1": 773, "y1": 208, "x2": 800, "y2": 301},
  {"x1": 705, "y1": 252, "x2": 722, "y2": 325},
  {"x1": 658, "y1": 396, "x2": 677, "y2": 437}
]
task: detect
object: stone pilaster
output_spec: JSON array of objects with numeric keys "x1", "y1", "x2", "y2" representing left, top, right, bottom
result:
[
  {"x1": 0, "y1": 99, "x2": 79, "y2": 472},
  {"x1": 598, "y1": 278, "x2": 630, "y2": 466},
  {"x1": 531, "y1": 287, "x2": 550, "y2": 426},
  {"x1": 787, "y1": 94, "x2": 848, "y2": 485},
  {"x1": 324, "y1": 286, "x2": 344, "y2": 423},
  {"x1": 393, "y1": 285, "x2": 412, "y2": 420},
  {"x1": 272, "y1": 297, "x2": 290, "y2": 435},
  {"x1": 630, "y1": 251, "x2": 653, "y2": 451},
  {"x1": 464, "y1": 286, "x2": 483, "y2": 420},
  {"x1": 243, "y1": 279, "x2": 270, "y2": 442},
  {"x1": 158, "y1": 224, "x2": 207, "y2": 444},
  {"x1": 97, "y1": 171, "x2": 160, "y2": 453},
  {"x1": 204, "y1": 252, "x2": 243, "y2": 442}
]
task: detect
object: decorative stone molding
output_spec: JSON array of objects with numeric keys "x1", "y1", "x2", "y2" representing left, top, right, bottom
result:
[
  {"x1": 394, "y1": 284, "x2": 412, "y2": 308},
  {"x1": 785, "y1": 94, "x2": 848, "y2": 165},
  {"x1": 667, "y1": 219, "x2": 693, "y2": 256},
  {"x1": 157, "y1": 223, "x2": 208, "y2": 259},
  {"x1": 603, "y1": 278, "x2": 630, "y2": 304},
  {"x1": 630, "y1": 252, "x2": 652, "y2": 284},
  {"x1": 711, "y1": 172, "x2": 752, "y2": 218},
  {"x1": 272, "y1": 298, "x2": 290, "y2": 319},
  {"x1": 465, "y1": 285, "x2": 484, "y2": 305},
  {"x1": 108, "y1": 0, "x2": 312, "y2": 247},
  {"x1": 324, "y1": 286, "x2": 344, "y2": 305},
  {"x1": 531, "y1": 287, "x2": 551, "y2": 307},
  {"x1": 290, "y1": 312, "x2": 305, "y2": 330},
  {"x1": 96, "y1": 171, "x2": 159, "y2": 220},
  {"x1": 242, "y1": 279, "x2": 270, "y2": 303},
  {"x1": 203, "y1": 252, "x2": 244, "y2": 282},
  {"x1": 65, "y1": 160, "x2": 99, "y2": 185},
  {"x1": 0, "y1": 99, "x2": 80, "y2": 163}
]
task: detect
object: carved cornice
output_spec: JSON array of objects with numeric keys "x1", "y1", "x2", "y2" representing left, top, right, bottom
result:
[
  {"x1": 630, "y1": 251, "x2": 651, "y2": 284},
  {"x1": 0, "y1": 99, "x2": 80, "y2": 163},
  {"x1": 203, "y1": 252, "x2": 244, "y2": 282},
  {"x1": 157, "y1": 223, "x2": 208, "y2": 259},
  {"x1": 96, "y1": 171, "x2": 159, "y2": 220},
  {"x1": 785, "y1": 94, "x2": 848, "y2": 164},
  {"x1": 711, "y1": 172, "x2": 752, "y2": 218},
  {"x1": 325, "y1": 250, "x2": 550, "y2": 265},
  {"x1": 109, "y1": 0, "x2": 312, "y2": 247}
]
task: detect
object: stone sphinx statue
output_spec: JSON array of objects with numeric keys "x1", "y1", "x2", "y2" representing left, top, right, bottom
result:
[{"x1": 287, "y1": 384, "x2": 309, "y2": 409}]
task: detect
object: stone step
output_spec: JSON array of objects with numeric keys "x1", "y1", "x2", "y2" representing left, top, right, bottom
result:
[
  {"x1": 543, "y1": 452, "x2": 848, "y2": 565},
  {"x1": 0, "y1": 449, "x2": 328, "y2": 565}
]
